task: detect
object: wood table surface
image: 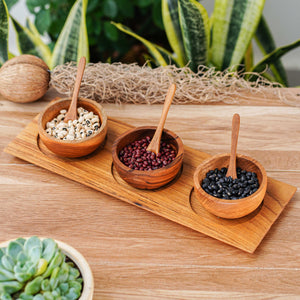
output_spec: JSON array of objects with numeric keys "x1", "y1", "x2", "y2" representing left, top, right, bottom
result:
[{"x1": 1, "y1": 88, "x2": 300, "y2": 299}]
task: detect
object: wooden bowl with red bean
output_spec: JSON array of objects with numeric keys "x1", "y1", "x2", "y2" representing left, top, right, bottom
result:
[{"x1": 112, "y1": 126, "x2": 184, "y2": 189}]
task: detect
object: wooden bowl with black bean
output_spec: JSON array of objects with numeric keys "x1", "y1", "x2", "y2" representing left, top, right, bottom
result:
[
  {"x1": 38, "y1": 97, "x2": 107, "y2": 158},
  {"x1": 111, "y1": 126, "x2": 184, "y2": 189},
  {"x1": 193, "y1": 153, "x2": 267, "y2": 219}
]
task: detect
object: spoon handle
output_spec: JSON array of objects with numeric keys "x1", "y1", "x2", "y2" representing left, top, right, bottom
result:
[
  {"x1": 226, "y1": 113, "x2": 240, "y2": 179},
  {"x1": 146, "y1": 83, "x2": 176, "y2": 154},
  {"x1": 64, "y1": 57, "x2": 86, "y2": 122}
]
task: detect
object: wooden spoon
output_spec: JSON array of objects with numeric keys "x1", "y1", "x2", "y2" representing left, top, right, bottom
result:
[
  {"x1": 146, "y1": 83, "x2": 176, "y2": 155},
  {"x1": 226, "y1": 113, "x2": 240, "y2": 179},
  {"x1": 64, "y1": 56, "x2": 86, "y2": 122}
]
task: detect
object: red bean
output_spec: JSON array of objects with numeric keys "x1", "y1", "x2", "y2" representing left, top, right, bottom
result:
[{"x1": 118, "y1": 137, "x2": 177, "y2": 171}]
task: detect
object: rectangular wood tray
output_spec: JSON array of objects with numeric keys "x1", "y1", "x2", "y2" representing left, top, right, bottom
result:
[{"x1": 5, "y1": 115, "x2": 297, "y2": 253}]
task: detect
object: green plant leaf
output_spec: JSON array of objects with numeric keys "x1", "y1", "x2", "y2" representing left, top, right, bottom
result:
[
  {"x1": 112, "y1": 22, "x2": 172, "y2": 66},
  {"x1": 5, "y1": 0, "x2": 18, "y2": 10},
  {"x1": 35, "y1": 8, "x2": 51, "y2": 35},
  {"x1": 42, "y1": 239, "x2": 57, "y2": 263},
  {"x1": 162, "y1": 0, "x2": 186, "y2": 66},
  {"x1": 1, "y1": 255, "x2": 15, "y2": 272},
  {"x1": 243, "y1": 42, "x2": 253, "y2": 72},
  {"x1": 11, "y1": 17, "x2": 52, "y2": 66},
  {"x1": 251, "y1": 39, "x2": 300, "y2": 74},
  {"x1": 178, "y1": 0, "x2": 209, "y2": 72},
  {"x1": 24, "y1": 237, "x2": 42, "y2": 257},
  {"x1": 24, "y1": 276, "x2": 43, "y2": 295},
  {"x1": 0, "y1": 267, "x2": 15, "y2": 281},
  {"x1": 211, "y1": 0, "x2": 265, "y2": 70},
  {"x1": 7, "y1": 241, "x2": 23, "y2": 263},
  {"x1": 103, "y1": 0, "x2": 118, "y2": 18},
  {"x1": 50, "y1": 0, "x2": 89, "y2": 69},
  {"x1": 104, "y1": 21, "x2": 119, "y2": 41},
  {"x1": 42, "y1": 251, "x2": 64, "y2": 279},
  {"x1": 255, "y1": 15, "x2": 288, "y2": 86},
  {"x1": 0, "y1": 0, "x2": 9, "y2": 66},
  {"x1": 0, "y1": 280, "x2": 23, "y2": 294},
  {"x1": 137, "y1": 0, "x2": 153, "y2": 8}
]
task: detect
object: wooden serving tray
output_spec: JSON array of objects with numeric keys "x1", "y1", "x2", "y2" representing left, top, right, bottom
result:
[{"x1": 5, "y1": 115, "x2": 297, "y2": 253}]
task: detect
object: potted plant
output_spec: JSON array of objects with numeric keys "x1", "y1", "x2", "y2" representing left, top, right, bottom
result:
[
  {"x1": 113, "y1": 0, "x2": 300, "y2": 87},
  {"x1": 0, "y1": 236, "x2": 93, "y2": 300}
]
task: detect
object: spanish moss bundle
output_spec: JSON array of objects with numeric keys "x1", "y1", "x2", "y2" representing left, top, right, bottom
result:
[{"x1": 50, "y1": 62, "x2": 284, "y2": 104}]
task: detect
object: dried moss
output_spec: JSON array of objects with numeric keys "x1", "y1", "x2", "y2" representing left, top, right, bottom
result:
[{"x1": 50, "y1": 62, "x2": 285, "y2": 104}]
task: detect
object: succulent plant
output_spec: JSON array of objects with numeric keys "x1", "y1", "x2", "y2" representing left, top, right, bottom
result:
[{"x1": 0, "y1": 237, "x2": 82, "y2": 300}]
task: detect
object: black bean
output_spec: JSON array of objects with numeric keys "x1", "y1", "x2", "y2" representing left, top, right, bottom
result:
[{"x1": 201, "y1": 167, "x2": 259, "y2": 200}]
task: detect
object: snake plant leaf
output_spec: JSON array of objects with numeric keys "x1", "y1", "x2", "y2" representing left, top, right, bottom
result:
[
  {"x1": 112, "y1": 22, "x2": 173, "y2": 66},
  {"x1": 5, "y1": 0, "x2": 18, "y2": 10},
  {"x1": 243, "y1": 42, "x2": 253, "y2": 72},
  {"x1": 11, "y1": 18, "x2": 52, "y2": 67},
  {"x1": 50, "y1": 0, "x2": 89, "y2": 69},
  {"x1": 211, "y1": 0, "x2": 265, "y2": 70},
  {"x1": 0, "y1": 0, "x2": 9, "y2": 66},
  {"x1": 162, "y1": 0, "x2": 186, "y2": 66},
  {"x1": 178, "y1": 0, "x2": 209, "y2": 72},
  {"x1": 255, "y1": 15, "x2": 288, "y2": 86},
  {"x1": 251, "y1": 39, "x2": 300, "y2": 74}
]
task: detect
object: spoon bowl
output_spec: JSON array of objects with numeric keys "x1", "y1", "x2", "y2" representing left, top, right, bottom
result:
[
  {"x1": 38, "y1": 97, "x2": 107, "y2": 158},
  {"x1": 112, "y1": 126, "x2": 184, "y2": 189}
]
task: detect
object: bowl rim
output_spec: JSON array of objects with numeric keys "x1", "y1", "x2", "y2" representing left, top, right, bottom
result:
[
  {"x1": 193, "y1": 153, "x2": 267, "y2": 204},
  {"x1": 38, "y1": 97, "x2": 107, "y2": 144},
  {"x1": 112, "y1": 125, "x2": 184, "y2": 175}
]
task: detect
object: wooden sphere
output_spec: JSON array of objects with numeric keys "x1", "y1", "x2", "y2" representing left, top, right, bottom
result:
[
  {"x1": 38, "y1": 97, "x2": 107, "y2": 158},
  {"x1": 193, "y1": 153, "x2": 267, "y2": 219},
  {"x1": 112, "y1": 126, "x2": 184, "y2": 189},
  {"x1": 0, "y1": 55, "x2": 50, "y2": 103}
]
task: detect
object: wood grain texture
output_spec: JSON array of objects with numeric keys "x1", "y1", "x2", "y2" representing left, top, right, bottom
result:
[
  {"x1": 1, "y1": 88, "x2": 300, "y2": 299},
  {"x1": 4, "y1": 114, "x2": 296, "y2": 253}
]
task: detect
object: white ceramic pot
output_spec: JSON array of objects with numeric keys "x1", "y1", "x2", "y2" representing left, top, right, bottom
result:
[{"x1": 0, "y1": 238, "x2": 94, "y2": 300}]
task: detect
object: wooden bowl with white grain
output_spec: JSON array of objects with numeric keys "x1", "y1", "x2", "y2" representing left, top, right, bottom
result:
[{"x1": 38, "y1": 97, "x2": 107, "y2": 158}]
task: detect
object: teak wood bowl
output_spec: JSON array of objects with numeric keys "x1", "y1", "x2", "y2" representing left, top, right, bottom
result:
[
  {"x1": 112, "y1": 126, "x2": 184, "y2": 189},
  {"x1": 193, "y1": 153, "x2": 267, "y2": 219},
  {"x1": 38, "y1": 97, "x2": 107, "y2": 158}
]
